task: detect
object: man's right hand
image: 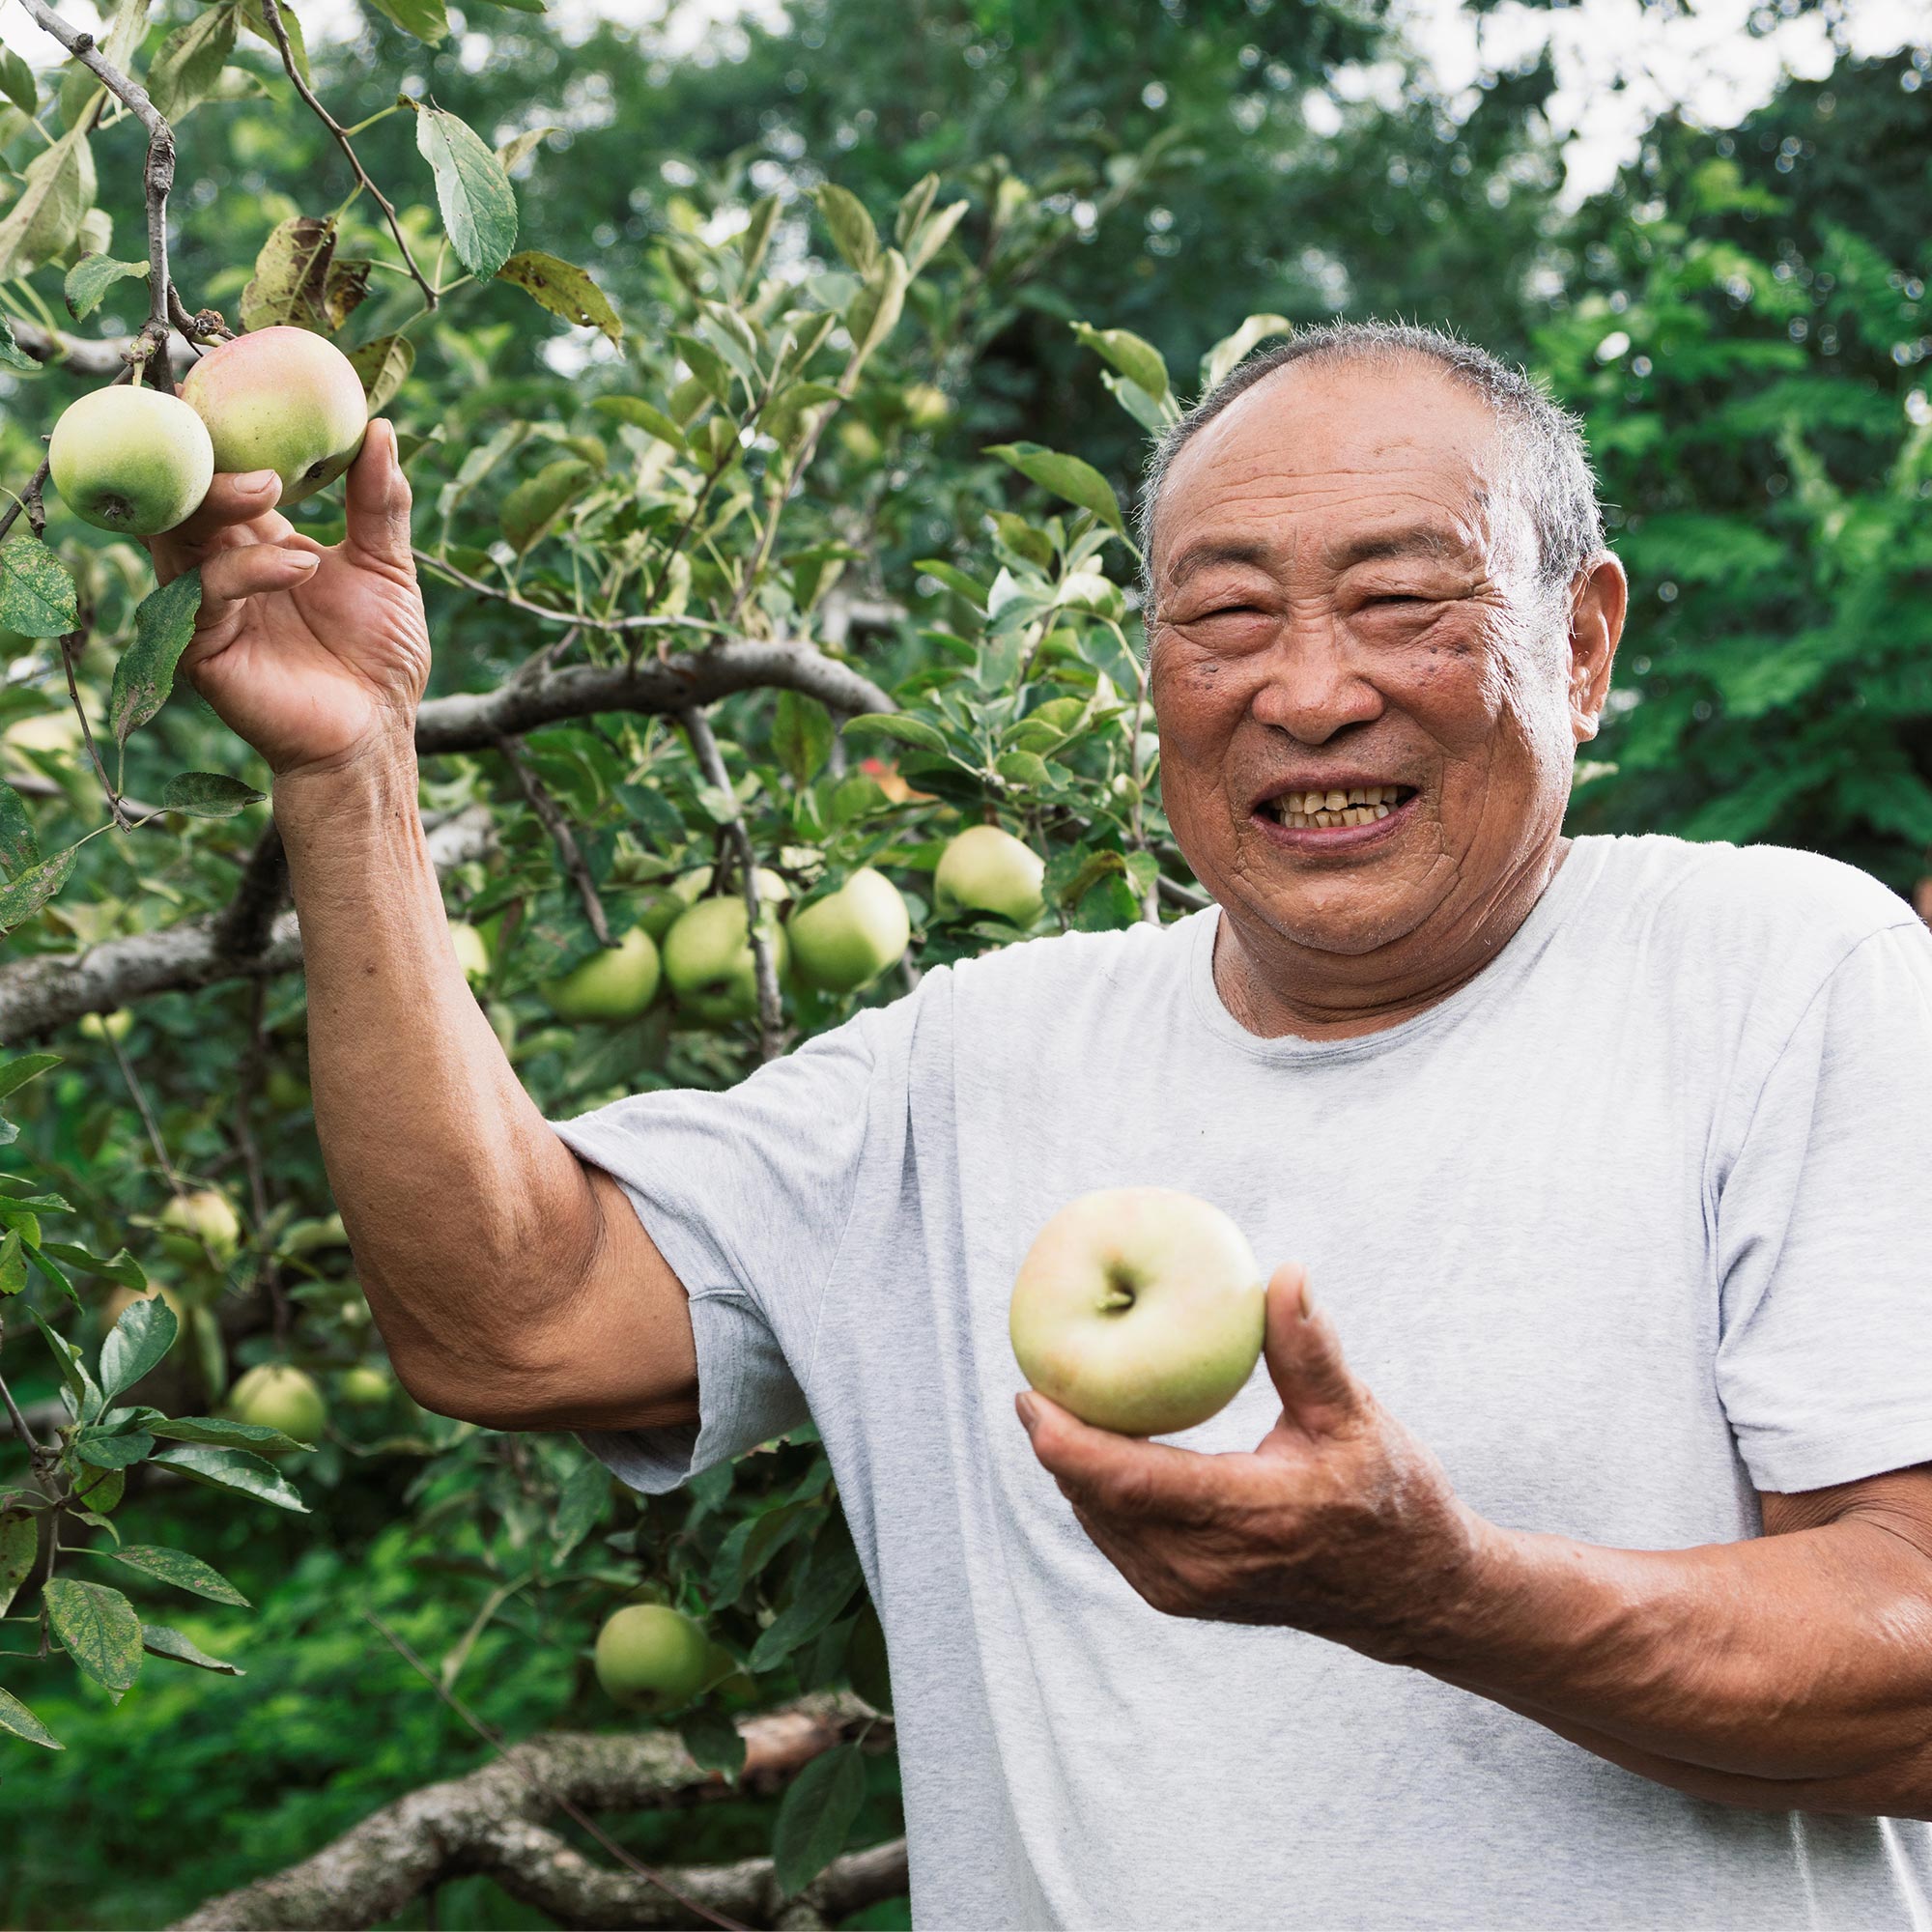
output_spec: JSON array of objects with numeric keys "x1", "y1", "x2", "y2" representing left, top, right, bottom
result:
[{"x1": 147, "y1": 417, "x2": 432, "y2": 781}]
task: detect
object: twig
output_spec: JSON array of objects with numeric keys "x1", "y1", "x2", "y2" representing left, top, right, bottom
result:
[
  {"x1": 14, "y1": 0, "x2": 178, "y2": 389},
  {"x1": 253, "y1": 0, "x2": 439, "y2": 313},
  {"x1": 0, "y1": 459, "x2": 50, "y2": 544},
  {"x1": 1156, "y1": 872, "x2": 1209, "y2": 913},
  {"x1": 2, "y1": 320, "x2": 190, "y2": 383},
  {"x1": 103, "y1": 1026, "x2": 187, "y2": 1198},
  {"x1": 496, "y1": 735, "x2": 611, "y2": 946},
  {"x1": 679, "y1": 706, "x2": 783, "y2": 1062},
  {"x1": 235, "y1": 980, "x2": 287, "y2": 1345},
  {"x1": 210, "y1": 821, "x2": 288, "y2": 959},
  {"x1": 413, "y1": 548, "x2": 733, "y2": 638},
  {"x1": 58, "y1": 630, "x2": 134, "y2": 832},
  {"x1": 0, "y1": 1367, "x2": 42, "y2": 1455}
]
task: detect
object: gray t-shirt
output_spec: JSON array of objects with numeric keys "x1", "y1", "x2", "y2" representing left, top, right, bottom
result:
[{"x1": 551, "y1": 833, "x2": 1932, "y2": 1931}]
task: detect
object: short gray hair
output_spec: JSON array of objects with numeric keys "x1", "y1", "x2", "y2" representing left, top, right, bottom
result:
[{"x1": 1136, "y1": 319, "x2": 1605, "y2": 615}]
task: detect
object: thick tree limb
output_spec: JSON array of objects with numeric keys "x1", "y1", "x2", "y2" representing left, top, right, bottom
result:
[
  {"x1": 170, "y1": 1696, "x2": 903, "y2": 1932},
  {"x1": 0, "y1": 808, "x2": 491, "y2": 1042},
  {"x1": 6, "y1": 318, "x2": 194, "y2": 381}
]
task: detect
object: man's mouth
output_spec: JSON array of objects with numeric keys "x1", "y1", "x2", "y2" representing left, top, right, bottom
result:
[{"x1": 1259, "y1": 783, "x2": 1417, "y2": 831}]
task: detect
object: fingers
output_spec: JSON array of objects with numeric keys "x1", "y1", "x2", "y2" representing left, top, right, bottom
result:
[
  {"x1": 194, "y1": 541, "x2": 320, "y2": 613},
  {"x1": 344, "y1": 419, "x2": 414, "y2": 570},
  {"x1": 1262, "y1": 1265, "x2": 1366, "y2": 1438},
  {"x1": 1017, "y1": 1390, "x2": 1222, "y2": 1519}
]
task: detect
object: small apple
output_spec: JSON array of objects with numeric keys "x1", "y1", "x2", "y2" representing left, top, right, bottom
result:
[
  {"x1": 448, "y1": 919, "x2": 492, "y2": 987},
  {"x1": 539, "y1": 924, "x2": 661, "y2": 1024},
  {"x1": 1009, "y1": 1187, "x2": 1265, "y2": 1436},
  {"x1": 100, "y1": 1282, "x2": 185, "y2": 1333},
  {"x1": 662, "y1": 897, "x2": 787, "y2": 1024},
  {"x1": 179, "y1": 325, "x2": 369, "y2": 507},
  {"x1": 901, "y1": 383, "x2": 952, "y2": 431},
  {"x1": 78, "y1": 1009, "x2": 132, "y2": 1043},
  {"x1": 934, "y1": 824, "x2": 1045, "y2": 928},
  {"x1": 593, "y1": 1604, "x2": 712, "y2": 1712},
  {"x1": 225, "y1": 1362, "x2": 327, "y2": 1447},
  {"x1": 158, "y1": 1188, "x2": 242, "y2": 1267},
  {"x1": 47, "y1": 384, "x2": 215, "y2": 536},
  {"x1": 337, "y1": 1363, "x2": 393, "y2": 1409},
  {"x1": 788, "y1": 867, "x2": 911, "y2": 993},
  {"x1": 672, "y1": 865, "x2": 791, "y2": 913}
]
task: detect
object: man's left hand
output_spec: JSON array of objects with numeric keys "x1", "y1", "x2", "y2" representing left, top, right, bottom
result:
[{"x1": 1016, "y1": 1266, "x2": 1489, "y2": 1660}]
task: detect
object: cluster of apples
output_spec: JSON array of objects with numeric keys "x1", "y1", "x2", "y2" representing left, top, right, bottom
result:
[
  {"x1": 454, "y1": 822, "x2": 1050, "y2": 1032},
  {"x1": 46, "y1": 324, "x2": 370, "y2": 537}
]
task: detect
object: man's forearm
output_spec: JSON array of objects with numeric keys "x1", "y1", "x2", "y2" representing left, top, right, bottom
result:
[
  {"x1": 1412, "y1": 1508, "x2": 1932, "y2": 1811},
  {"x1": 273, "y1": 732, "x2": 605, "y2": 1390}
]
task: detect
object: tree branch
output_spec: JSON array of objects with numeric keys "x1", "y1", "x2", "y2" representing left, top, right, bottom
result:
[
  {"x1": 14, "y1": 0, "x2": 178, "y2": 389},
  {"x1": 169, "y1": 1697, "x2": 904, "y2": 1932},
  {"x1": 497, "y1": 735, "x2": 611, "y2": 946},
  {"x1": 5, "y1": 318, "x2": 194, "y2": 382},
  {"x1": 415, "y1": 548, "x2": 733, "y2": 639}
]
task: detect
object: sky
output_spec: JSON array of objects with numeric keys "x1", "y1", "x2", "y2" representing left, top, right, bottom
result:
[{"x1": 3, "y1": 0, "x2": 1926, "y2": 207}]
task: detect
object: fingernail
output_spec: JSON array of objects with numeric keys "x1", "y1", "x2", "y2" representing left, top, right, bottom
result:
[
  {"x1": 1015, "y1": 1391, "x2": 1040, "y2": 1434},
  {"x1": 285, "y1": 552, "x2": 319, "y2": 571},
  {"x1": 238, "y1": 469, "x2": 277, "y2": 492},
  {"x1": 1298, "y1": 1277, "x2": 1316, "y2": 1320}
]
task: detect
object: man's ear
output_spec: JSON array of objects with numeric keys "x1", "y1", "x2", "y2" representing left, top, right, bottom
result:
[{"x1": 1568, "y1": 553, "x2": 1628, "y2": 743}]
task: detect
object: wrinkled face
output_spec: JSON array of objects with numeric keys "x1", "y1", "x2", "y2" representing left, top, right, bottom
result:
[{"x1": 1149, "y1": 357, "x2": 1612, "y2": 962}]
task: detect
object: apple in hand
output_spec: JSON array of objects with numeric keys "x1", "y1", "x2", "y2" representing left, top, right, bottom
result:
[
  {"x1": 47, "y1": 385, "x2": 215, "y2": 536},
  {"x1": 540, "y1": 925, "x2": 661, "y2": 1023},
  {"x1": 1009, "y1": 1187, "x2": 1265, "y2": 1436},
  {"x1": 934, "y1": 824, "x2": 1045, "y2": 928},
  {"x1": 788, "y1": 867, "x2": 911, "y2": 993},
  {"x1": 179, "y1": 325, "x2": 369, "y2": 507},
  {"x1": 663, "y1": 896, "x2": 787, "y2": 1024},
  {"x1": 225, "y1": 1363, "x2": 327, "y2": 1448},
  {"x1": 593, "y1": 1604, "x2": 712, "y2": 1712}
]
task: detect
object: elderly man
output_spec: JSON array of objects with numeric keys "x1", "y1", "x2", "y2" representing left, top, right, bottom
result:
[{"x1": 156, "y1": 319, "x2": 1932, "y2": 1929}]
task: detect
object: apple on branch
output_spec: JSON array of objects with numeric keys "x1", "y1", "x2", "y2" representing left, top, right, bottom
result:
[
  {"x1": 539, "y1": 925, "x2": 662, "y2": 1024},
  {"x1": 47, "y1": 385, "x2": 214, "y2": 537},
  {"x1": 934, "y1": 824, "x2": 1046, "y2": 928},
  {"x1": 1009, "y1": 1187, "x2": 1266, "y2": 1436},
  {"x1": 593, "y1": 1604, "x2": 713, "y2": 1712},
  {"x1": 789, "y1": 867, "x2": 912, "y2": 993},
  {"x1": 225, "y1": 1363, "x2": 327, "y2": 1449},
  {"x1": 662, "y1": 895, "x2": 788, "y2": 1024}
]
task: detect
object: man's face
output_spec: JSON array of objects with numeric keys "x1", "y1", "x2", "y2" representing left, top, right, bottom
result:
[{"x1": 1149, "y1": 357, "x2": 1620, "y2": 963}]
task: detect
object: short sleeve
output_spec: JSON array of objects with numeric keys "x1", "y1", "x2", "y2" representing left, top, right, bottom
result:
[
  {"x1": 548, "y1": 1005, "x2": 887, "y2": 1492},
  {"x1": 1715, "y1": 919, "x2": 1932, "y2": 1492}
]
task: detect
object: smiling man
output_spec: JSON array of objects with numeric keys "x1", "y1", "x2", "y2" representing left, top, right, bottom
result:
[{"x1": 165, "y1": 319, "x2": 1932, "y2": 1930}]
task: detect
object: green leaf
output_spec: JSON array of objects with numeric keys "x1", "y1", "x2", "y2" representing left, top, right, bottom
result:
[
  {"x1": 0, "y1": 312, "x2": 42, "y2": 375},
  {"x1": 108, "y1": 1545, "x2": 250, "y2": 1607},
  {"x1": 1101, "y1": 369, "x2": 1179, "y2": 436},
  {"x1": 0, "y1": 536, "x2": 78, "y2": 639},
  {"x1": 160, "y1": 772, "x2": 267, "y2": 818},
  {"x1": 42, "y1": 1241, "x2": 143, "y2": 1290},
  {"x1": 0, "y1": 845, "x2": 79, "y2": 933},
  {"x1": 110, "y1": 568, "x2": 203, "y2": 747},
  {"x1": 62, "y1": 252, "x2": 148, "y2": 324},
  {"x1": 148, "y1": 1415, "x2": 307, "y2": 1455},
  {"x1": 995, "y1": 750, "x2": 1053, "y2": 789},
  {"x1": 0, "y1": 1508, "x2": 36, "y2": 1617},
  {"x1": 43, "y1": 1577, "x2": 143, "y2": 1695},
  {"x1": 238, "y1": 0, "x2": 308, "y2": 80},
  {"x1": 497, "y1": 250, "x2": 620, "y2": 344},
  {"x1": 495, "y1": 125, "x2": 559, "y2": 174},
  {"x1": 1070, "y1": 323, "x2": 1169, "y2": 401},
  {"x1": 0, "y1": 1057, "x2": 56, "y2": 1109},
  {"x1": 0, "y1": 1687, "x2": 61, "y2": 1750},
  {"x1": 904, "y1": 199, "x2": 968, "y2": 276},
  {"x1": 771, "y1": 1742, "x2": 867, "y2": 1895},
  {"x1": 239, "y1": 213, "x2": 336, "y2": 334},
  {"x1": 0, "y1": 127, "x2": 96, "y2": 283},
  {"x1": 813, "y1": 184, "x2": 878, "y2": 275},
  {"x1": 0, "y1": 46, "x2": 35, "y2": 115},
  {"x1": 100, "y1": 1293, "x2": 177, "y2": 1401},
  {"x1": 1199, "y1": 312, "x2": 1293, "y2": 395},
  {"x1": 141, "y1": 1623, "x2": 243, "y2": 1674},
  {"x1": 749, "y1": 1539, "x2": 864, "y2": 1672},
  {"x1": 679, "y1": 1706, "x2": 747, "y2": 1781},
  {"x1": 144, "y1": 3, "x2": 239, "y2": 122},
  {"x1": 68, "y1": 1425, "x2": 153, "y2": 1468},
  {"x1": 30, "y1": 1305, "x2": 100, "y2": 1421},
  {"x1": 839, "y1": 713, "x2": 948, "y2": 755},
  {"x1": 368, "y1": 0, "x2": 448, "y2": 38},
  {"x1": 773, "y1": 691, "x2": 834, "y2": 787},
  {"x1": 913, "y1": 559, "x2": 989, "y2": 610},
  {"x1": 550, "y1": 1455, "x2": 608, "y2": 1560},
  {"x1": 150, "y1": 1444, "x2": 308, "y2": 1513},
  {"x1": 843, "y1": 249, "x2": 909, "y2": 371},
  {"x1": 669, "y1": 331, "x2": 733, "y2": 406},
  {"x1": 346, "y1": 332, "x2": 414, "y2": 414},
  {"x1": 985, "y1": 442, "x2": 1126, "y2": 540},
  {"x1": 500, "y1": 458, "x2": 595, "y2": 554},
  {"x1": 738, "y1": 192, "x2": 780, "y2": 279},
  {"x1": 591, "y1": 396, "x2": 685, "y2": 450},
  {"x1": 0, "y1": 784, "x2": 54, "y2": 877},
  {"x1": 414, "y1": 104, "x2": 516, "y2": 277}
]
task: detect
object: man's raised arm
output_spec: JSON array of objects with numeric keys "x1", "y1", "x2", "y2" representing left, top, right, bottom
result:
[{"x1": 149, "y1": 424, "x2": 697, "y2": 1435}]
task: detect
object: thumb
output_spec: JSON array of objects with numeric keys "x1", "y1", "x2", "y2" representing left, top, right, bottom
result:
[
  {"x1": 1262, "y1": 1265, "x2": 1366, "y2": 1440},
  {"x1": 344, "y1": 418, "x2": 414, "y2": 570}
]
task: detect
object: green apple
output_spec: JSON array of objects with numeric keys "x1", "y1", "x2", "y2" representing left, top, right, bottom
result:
[
  {"x1": 337, "y1": 1363, "x2": 393, "y2": 1409},
  {"x1": 100, "y1": 1282, "x2": 186, "y2": 1334},
  {"x1": 539, "y1": 924, "x2": 661, "y2": 1023},
  {"x1": 78, "y1": 1008, "x2": 132, "y2": 1043},
  {"x1": 789, "y1": 867, "x2": 911, "y2": 993},
  {"x1": 448, "y1": 919, "x2": 491, "y2": 987},
  {"x1": 226, "y1": 1363, "x2": 327, "y2": 1447},
  {"x1": 47, "y1": 384, "x2": 215, "y2": 536},
  {"x1": 847, "y1": 1602, "x2": 892, "y2": 1713},
  {"x1": 901, "y1": 382, "x2": 952, "y2": 431},
  {"x1": 4, "y1": 710, "x2": 83, "y2": 758},
  {"x1": 180, "y1": 325, "x2": 369, "y2": 507},
  {"x1": 593, "y1": 1604, "x2": 712, "y2": 1712},
  {"x1": 934, "y1": 825, "x2": 1045, "y2": 927},
  {"x1": 158, "y1": 1187, "x2": 242, "y2": 1267},
  {"x1": 1009, "y1": 1186, "x2": 1265, "y2": 1436},
  {"x1": 673, "y1": 865, "x2": 791, "y2": 912},
  {"x1": 662, "y1": 897, "x2": 787, "y2": 1024}
]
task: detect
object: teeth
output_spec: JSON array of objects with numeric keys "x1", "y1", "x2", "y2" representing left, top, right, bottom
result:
[
  {"x1": 1273, "y1": 783, "x2": 1407, "y2": 823},
  {"x1": 1348, "y1": 788, "x2": 1366, "y2": 805}
]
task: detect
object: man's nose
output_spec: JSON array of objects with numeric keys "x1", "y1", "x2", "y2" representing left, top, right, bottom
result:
[{"x1": 1247, "y1": 616, "x2": 1383, "y2": 743}]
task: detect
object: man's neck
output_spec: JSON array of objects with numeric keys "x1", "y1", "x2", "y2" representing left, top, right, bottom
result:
[{"x1": 1210, "y1": 837, "x2": 1572, "y2": 1041}]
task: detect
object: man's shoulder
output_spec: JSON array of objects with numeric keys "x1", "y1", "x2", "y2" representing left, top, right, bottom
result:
[
  {"x1": 945, "y1": 905, "x2": 1204, "y2": 997},
  {"x1": 1587, "y1": 832, "x2": 1918, "y2": 965}
]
